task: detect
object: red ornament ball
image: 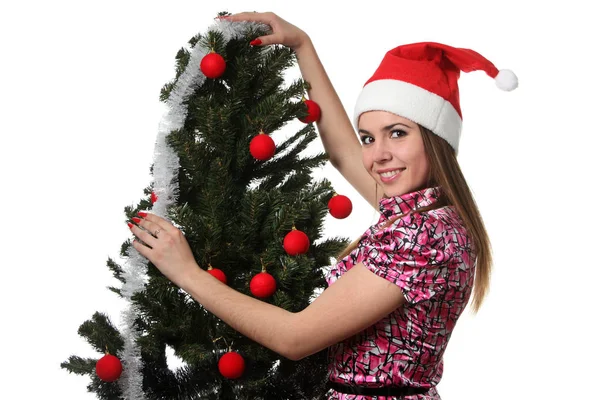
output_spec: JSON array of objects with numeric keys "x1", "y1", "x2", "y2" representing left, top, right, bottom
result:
[
  {"x1": 250, "y1": 271, "x2": 277, "y2": 298},
  {"x1": 207, "y1": 267, "x2": 227, "y2": 284},
  {"x1": 328, "y1": 194, "x2": 353, "y2": 219},
  {"x1": 95, "y1": 354, "x2": 123, "y2": 382},
  {"x1": 218, "y1": 351, "x2": 245, "y2": 379},
  {"x1": 200, "y1": 52, "x2": 226, "y2": 79},
  {"x1": 283, "y1": 229, "x2": 310, "y2": 256},
  {"x1": 151, "y1": 191, "x2": 158, "y2": 204},
  {"x1": 249, "y1": 133, "x2": 276, "y2": 161},
  {"x1": 298, "y1": 99, "x2": 321, "y2": 123}
]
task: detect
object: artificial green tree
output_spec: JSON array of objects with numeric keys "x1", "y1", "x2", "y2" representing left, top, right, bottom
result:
[{"x1": 61, "y1": 16, "x2": 349, "y2": 400}]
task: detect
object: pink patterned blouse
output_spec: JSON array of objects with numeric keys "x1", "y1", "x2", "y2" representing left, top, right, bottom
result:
[{"x1": 325, "y1": 186, "x2": 476, "y2": 400}]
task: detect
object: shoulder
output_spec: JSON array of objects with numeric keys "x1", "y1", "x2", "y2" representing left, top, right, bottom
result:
[
  {"x1": 364, "y1": 206, "x2": 472, "y2": 260},
  {"x1": 370, "y1": 205, "x2": 462, "y2": 240},
  {"x1": 427, "y1": 206, "x2": 469, "y2": 235},
  {"x1": 428, "y1": 206, "x2": 473, "y2": 249}
]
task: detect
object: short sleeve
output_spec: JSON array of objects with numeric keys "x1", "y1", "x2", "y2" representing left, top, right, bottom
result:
[{"x1": 357, "y1": 212, "x2": 454, "y2": 305}]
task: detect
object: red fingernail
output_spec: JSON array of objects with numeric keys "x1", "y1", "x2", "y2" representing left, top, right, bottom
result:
[
  {"x1": 132, "y1": 217, "x2": 141, "y2": 224},
  {"x1": 138, "y1": 211, "x2": 147, "y2": 217},
  {"x1": 250, "y1": 39, "x2": 262, "y2": 46},
  {"x1": 127, "y1": 222, "x2": 134, "y2": 228}
]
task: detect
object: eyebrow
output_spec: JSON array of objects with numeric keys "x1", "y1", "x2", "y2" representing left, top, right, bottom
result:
[{"x1": 358, "y1": 122, "x2": 412, "y2": 135}]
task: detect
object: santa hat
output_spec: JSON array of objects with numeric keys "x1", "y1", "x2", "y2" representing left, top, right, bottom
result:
[{"x1": 353, "y1": 42, "x2": 518, "y2": 154}]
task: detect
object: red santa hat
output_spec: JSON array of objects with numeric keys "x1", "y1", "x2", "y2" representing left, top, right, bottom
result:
[{"x1": 353, "y1": 42, "x2": 518, "y2": 154}]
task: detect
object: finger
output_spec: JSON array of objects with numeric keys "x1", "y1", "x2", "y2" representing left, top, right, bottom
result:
[
  {"x1": 129, "y1": 223, "x2": 158, "y2": 246},
  {"x1": 227, "y1": 11, "x2": 273, "y2": 23},
  {"x1": 225, "y1": 12, "x2": 278, "y2": 46},
  {"x1": 132, "y1": 238, "x2": 151, "y2": 258},
  {"x1": 250, "y1": 34, "x2": 279, "y2": 46},
  {"x1": 135, "y1": 217, "x2": 163, "y2": 238},
  {"x1": 137, "y1": 212, "x2": 174, "y2": 234}
]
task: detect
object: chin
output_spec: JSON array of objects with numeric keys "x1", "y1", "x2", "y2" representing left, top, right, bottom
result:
[
  {"x1": 381, "y1": 186, "x2": 405, "y2": 198},
  {"x1": 383, "y1": 182, "x2": 425, "y2": 197}
]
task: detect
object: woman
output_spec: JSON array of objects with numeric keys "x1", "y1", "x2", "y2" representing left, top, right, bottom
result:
[{"x1": 129, "y1": 12, "x2": 517, "y2": 399}]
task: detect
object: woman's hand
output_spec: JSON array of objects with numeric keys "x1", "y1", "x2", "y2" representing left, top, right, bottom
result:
[
  {"x1": 225, "y1": 11, "x2": 310, "y2": 51},
  {"x1": 129, "y1": 212, "x2": 200, "y2": 288}
]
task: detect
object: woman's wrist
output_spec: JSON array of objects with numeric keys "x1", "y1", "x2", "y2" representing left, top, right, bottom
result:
[
  {"x1": 179, "y1": 263, "x2": 207, "y2": 292},
  {"x1": 292, "y1": 32, "x2": 312, "y2": 54}
]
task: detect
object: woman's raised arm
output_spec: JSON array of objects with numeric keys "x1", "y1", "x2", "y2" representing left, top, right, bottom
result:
[{"x1": 227, "y1": 12, "x2": 383, "y2": 209}]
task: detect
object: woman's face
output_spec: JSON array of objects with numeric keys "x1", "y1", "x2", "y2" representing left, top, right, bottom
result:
[{"x1": 358, "y1": 111, "x2": 430, "y2": 197}]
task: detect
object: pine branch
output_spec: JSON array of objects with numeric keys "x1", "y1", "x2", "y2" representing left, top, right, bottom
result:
[
  {"x1": 106, "y1": 286, "x2": 122, "y2": 298},
  {"x1": 60, "y1": 356, "x2": 97, "y2": 375},
  {"x1": 76, "y1": 312, "x2": 124, "y2": 355},
  {"x1": 106, "y1": 257, "x2": 125, "y2": 284}
]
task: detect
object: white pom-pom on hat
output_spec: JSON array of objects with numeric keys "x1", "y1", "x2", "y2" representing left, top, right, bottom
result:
[{"x1": 495, "y1": 69, "x2": 518, "y2": 91}]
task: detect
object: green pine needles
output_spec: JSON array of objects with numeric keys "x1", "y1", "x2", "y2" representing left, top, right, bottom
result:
[{"x1": 61, "y1": 19, "x2": 349, "y2": 399}]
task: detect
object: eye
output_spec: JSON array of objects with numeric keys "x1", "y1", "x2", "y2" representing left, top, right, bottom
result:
[
  {"x1": 391, "y1": 129, "x2": 407, "y2": 138},
  {"x1": 360, "y1": 135, "x2": 373, "y2": 145}
]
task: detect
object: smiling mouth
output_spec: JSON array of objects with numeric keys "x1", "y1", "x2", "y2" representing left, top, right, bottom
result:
[{"x1": 379, "y1": 168, "x2": 406, "y2": 178}]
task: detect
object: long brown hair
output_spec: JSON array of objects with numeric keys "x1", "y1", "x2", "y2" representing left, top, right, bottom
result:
[{"x1": 336, "y1": 126, "x2": 492, "y2": 314}]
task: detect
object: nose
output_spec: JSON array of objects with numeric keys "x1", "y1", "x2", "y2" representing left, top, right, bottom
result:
[{"x1": 372, "y1": 139, "x2": 392, "y2": 162}]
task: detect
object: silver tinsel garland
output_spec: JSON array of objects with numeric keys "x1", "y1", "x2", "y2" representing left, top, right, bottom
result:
[{"x1": 117, "y1": 19, "x2": 264, "y2": 399}]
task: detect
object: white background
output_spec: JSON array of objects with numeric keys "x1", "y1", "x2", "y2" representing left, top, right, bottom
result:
[{"x1": 1, "y1": 1, "x2": 598, "y2": 399}]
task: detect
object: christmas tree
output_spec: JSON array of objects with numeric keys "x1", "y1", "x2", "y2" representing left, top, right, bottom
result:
[{"x1": 61, "y1": 14, "x2": 351, "y2": 400}]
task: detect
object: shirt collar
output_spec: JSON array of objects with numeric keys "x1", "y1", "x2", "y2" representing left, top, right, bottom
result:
[{"x1": 379, "y1": 186, "x2": 443, "y2": 219}]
